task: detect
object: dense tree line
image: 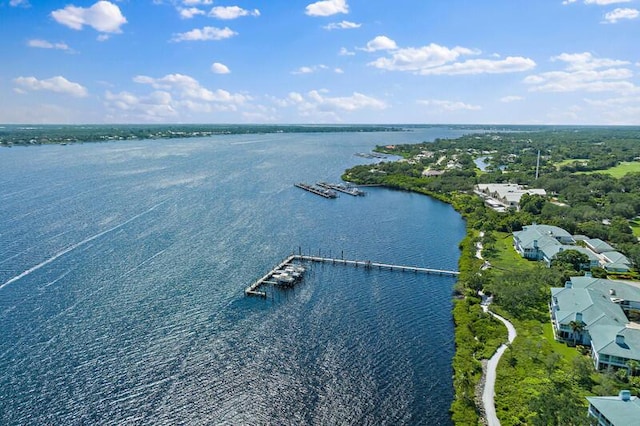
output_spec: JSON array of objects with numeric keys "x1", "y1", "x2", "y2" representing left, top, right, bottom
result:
[{"x1": 0, "y1": 124, "x2": 401, "y2": 146}]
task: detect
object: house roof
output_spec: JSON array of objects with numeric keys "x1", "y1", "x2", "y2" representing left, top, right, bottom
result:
[
  {"x1": 552, "y1": 286, "x2": 628, "y2": 328},
  {"x1": 587, "y1": 393, "x2": 640, "y2": 426},
  {"x1": 605, "y1": 262, "x2": 632, "y2": 272},
  {"x1": 542, "y1": 245, "x2": 600, "y2": 263},
  {"x1": 585, "y1": 238, "x2": 615, "y2": 253},
  {"x1": 602, "y1": 251, "x2": 631, "y2": 266},
  {"x1": 570, "y1": 277, "x2": 640, "y2": 303},
  {"x1": 514, "y1": 224, "x2": 573, "y2": 247},
  {"x1": 590, "y1": 325, "x2": 640, "y2": 361},
  {"x1": 477, "y1": 184, "x2": 547, "y2": 204}
]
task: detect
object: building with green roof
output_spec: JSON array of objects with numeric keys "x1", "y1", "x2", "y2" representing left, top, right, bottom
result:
[
  {"x1": 587, "y1": 390, "x2": 640, "y2": 426},
  {"x1": 551, "y1": 276, "x2": 640, "y2": 371}
]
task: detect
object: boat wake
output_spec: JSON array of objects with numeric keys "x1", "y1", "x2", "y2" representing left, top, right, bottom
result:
[{"x1": 0, "y1": 201, "x2": 167, "y2": 291}]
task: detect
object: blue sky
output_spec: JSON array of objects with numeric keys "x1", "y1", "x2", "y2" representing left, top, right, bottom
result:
[{"x1": 1, "y1": 0, "x2": 639, "y2": 124}]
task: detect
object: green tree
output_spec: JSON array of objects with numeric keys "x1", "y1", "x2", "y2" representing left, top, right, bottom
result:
[{"x1": 552, "y1": 249, "x2": 590, "y2": 272}]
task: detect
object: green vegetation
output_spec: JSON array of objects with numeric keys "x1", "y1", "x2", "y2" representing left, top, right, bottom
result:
[
  {"x1": 0, "y1": 124, "x2": 401, "y2": 146},
  {"x1": 343, "y1": 127, "x2": 640, "y2": 425},
  {"x1": 587, "y1": 161, "x2": 640, "y2": 178}
]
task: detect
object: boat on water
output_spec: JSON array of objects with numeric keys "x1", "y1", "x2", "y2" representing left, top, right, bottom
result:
[
  {"x1": 272, "y1": 272, "x2": 295, "y2": 284},
  {"x1": 294, "y1": 182, "x2": 338, "y2": 198},
  {"x1": 317, "y1": 182, "x2": 365, "y2": 196}
]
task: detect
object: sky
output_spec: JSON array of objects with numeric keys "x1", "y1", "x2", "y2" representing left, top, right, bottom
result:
[{"x1": 1, "y1": 0, "x2": 639, "y2": 125}]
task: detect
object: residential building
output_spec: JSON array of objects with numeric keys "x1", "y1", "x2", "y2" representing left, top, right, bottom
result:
[
  {"x1": 513, "y1": 224, "x2": 576, "y2": 265},
  {"x1": 476, "y1": 183, "x2": 546, "y2": 210},
  {"x1": 587, "y1": 390, "x2": 640, "y2": 426},
  {"x1": 550, "y1": 276, "x2": 640, "y2": 371}
]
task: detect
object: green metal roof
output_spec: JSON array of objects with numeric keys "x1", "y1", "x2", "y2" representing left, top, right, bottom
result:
[
  {"x1": 585, "y1": 238, "x2": 615, "y2": 254},
  {"x1": 591, "y1": 326, "x2": 640, "y2": 360},
  {"x1": 587, "y1": 394, "x2": 640, "y2": 426}
]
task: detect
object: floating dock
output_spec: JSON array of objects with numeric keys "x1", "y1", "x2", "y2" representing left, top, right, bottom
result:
[
  {"x1": 245, "y1": 254, "x2": 459, "y2": 297},
  {"x1": 245, "y1": 255, "x2": 306, "y2": 297},
  {"x1": 294, "y1": 182, "x2": 337, "y2": 198},
  {"x1": 317, "y1": 182, "x2": 365, "y2": 196}
]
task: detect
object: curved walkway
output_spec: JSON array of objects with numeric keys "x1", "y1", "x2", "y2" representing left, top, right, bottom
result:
[
  {"x1": 476, "y1": 232, "x2": 518, "y2": 426},
  {"x1": 481, "y1": 306, "x2": 517, "y2": 426}
]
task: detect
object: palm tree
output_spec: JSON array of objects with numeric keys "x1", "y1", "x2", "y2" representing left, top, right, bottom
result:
[
  {"x1": 569, "y1": 320, "x2": 584, "y2": 346},
  {"x1": 627, "y1": 359, "x2": 640, "y2": 377}
]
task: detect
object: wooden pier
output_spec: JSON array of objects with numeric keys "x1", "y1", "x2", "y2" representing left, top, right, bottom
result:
[
  {"x1": 293, "y1": 255, "x2": 459, "y2": 276},
  {"x1": 245, "y1": 254, "x2": 459, "y2": 297}
]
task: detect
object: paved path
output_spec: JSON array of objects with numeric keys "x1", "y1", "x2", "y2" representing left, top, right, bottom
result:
[
  {"x1": 481, "y1": 305, "x2": 517, "y2": 426},
  {"x1": 476, "y1": 231, "x2": 516, "y2": 426}
]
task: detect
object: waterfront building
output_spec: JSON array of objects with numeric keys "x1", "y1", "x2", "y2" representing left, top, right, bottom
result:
[
  {"x1": 550, "y1": 276, "x2": 640, "y2": 371},
  {"x1": 587, "y1": 390, "x2": 640, "y2": 426}
]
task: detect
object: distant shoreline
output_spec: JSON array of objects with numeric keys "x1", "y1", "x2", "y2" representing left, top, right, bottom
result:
[{"x1": 0, "y1": 124, "x2": 404, "y2": 147}]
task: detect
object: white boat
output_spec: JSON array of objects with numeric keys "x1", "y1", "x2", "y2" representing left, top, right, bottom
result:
[{"x1": 272, "y1": 272, "x2": 295, "y2": 284}]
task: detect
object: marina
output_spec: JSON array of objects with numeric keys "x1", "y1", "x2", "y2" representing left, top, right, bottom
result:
[
  {"x1": 245, "y1": 255, "x2": 307, "y2": 297},
  {"x1": 294, "y1": 182, "x2": 337, "y2": 198},
  {"x1": 317, "y1": 182, "x2": 365, "y2": 196},
  {"x1": 245, "y1": 253, "x2": 459, "y2": 297}
]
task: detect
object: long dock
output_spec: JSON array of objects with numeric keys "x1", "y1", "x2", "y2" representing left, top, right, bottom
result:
[
  {"x1": 294, "y1": 182, "x2": 337, "y2": 198},
  {"x1": 245, "y1": 254, "x2": 459, "y2": 297},
  {"x1": 293, "y1": 255, "x2": 459, "y2": 276},
  {"x1": 317, "y1": 182, "x2": 365, "y2": 196}
]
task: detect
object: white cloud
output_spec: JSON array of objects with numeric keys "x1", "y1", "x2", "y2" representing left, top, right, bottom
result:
[
  {"x1": 525, "y1": 52, "x2": 637, "y2": 93},
  {"x1": 323, "y1": 20, "x2": 361, "y2": 30},
  {"x1": 339, "y1": 47, "x2": 355, "y2": 56},
  {"x1": 105, "y1": 90, "x2": 176, "y2": 121},
  {"x1": 211, "y1": 62, "x2": 231, "y2": 74},
  {"x1": 171, "y1": 26, "x2": 237, "y2": 42},
  {"x1": 563, "y1": 0, "x2": 631, "y2": 4},
  {"x1": 334, "y1": 68, "x2": 344, "y2": 74},
  {"x1": 586, "y1": 0, "x2": 630, "y2": 4},
  {"x1": 133, "y1": 73, "x2": 247, "y2": 104},
  {"x1": 288, "y1": 92, "x2": 305, "y2": 104},
  {"x1": 603, "y1": 7, "x2": 639, "y2": 23},
  {"x1": 307, "y1": 90, "x2": 386, "y2": 112},
  {"x1": 27, "y1": 39, "x2": 71, "y2": 51},
  {"x1": 366, "y1": 39, "x2": 536, "y2": 76},
  {"x1": 291, "y1": 64, "x2": 328, "y2": 74},
  {"x1": 420, "y1": 56, "x2": 536, "y2": 75},
  {"x1": 209, "y1": 6, "x2": 260, "y2": 19},
  {"x1": 14, "y1": 76, "x2": 88, "y2": 97},
  {"x1": 305, "y1": 0, "x2": 348, "y2": 17},
  {"x1": 179, "y1": 7, "x2": 205, "y2": 19},
  {"x1": 552, "y1": 52, "x2": 629, "y2": 70},
  {"x1": 500, "y1": 95, "x2": 524, "y2": 103},
  {"x1": 182, "y1": 0, "x2": 213, "y2": 4},
  {"x1": 362, "y1": 36, "x2": 398, "y2": 52},
  {"x1": 417, "y1": 99, "x2": 481, "y2": 111},
  {"x1": 51, "y1": 1, "x2": 127, "y2": 34},
  {"x1": 583, "y1": 95, "x2": 640, "y2": 124},
  {"x1": 10, "y1": 0, "x2": 30, "y2": 6},
  {"x1": 274, "y1": 90, "x2": 385, "y2": 121}
]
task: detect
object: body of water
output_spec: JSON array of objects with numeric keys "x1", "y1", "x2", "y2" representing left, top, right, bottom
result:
[{"x1": 0, "y1": 128, "x2": 467, "y2": 424}]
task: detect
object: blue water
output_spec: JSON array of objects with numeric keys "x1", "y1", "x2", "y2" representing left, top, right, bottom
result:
[{"x1": 0, "y1": 128, "x2": 466, "y2": 425}]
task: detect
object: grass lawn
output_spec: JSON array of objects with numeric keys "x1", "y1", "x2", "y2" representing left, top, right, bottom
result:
[
  {"x1": 486, "y1": 231, "x2": 535, "y2": 274},
  {"x1": 542, "y1": 322, "x2": 580, "y2": 361},
  {"x1": 630, "y1": 219, "x2": 640, "y2": 238},
  {"x1": 555, "y1": 158, "x2": 588, "y2": 170},
  {"x1": 581, "y1": 161, "x2": 640, "y2": 178}
]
